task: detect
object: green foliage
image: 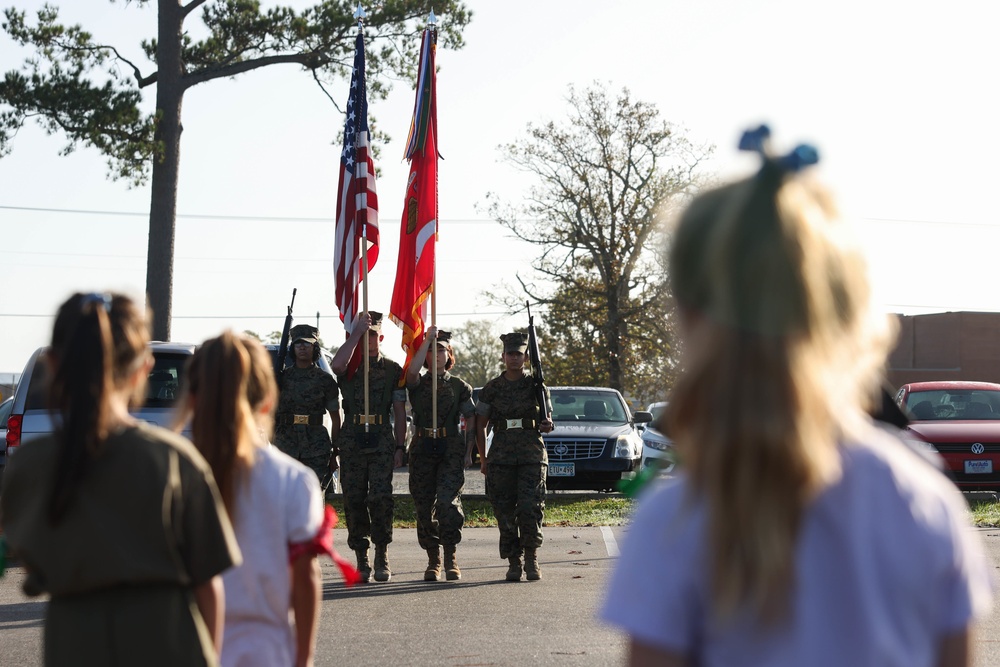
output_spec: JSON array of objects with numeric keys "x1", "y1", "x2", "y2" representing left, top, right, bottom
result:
[
  {"x1": 0, "y1": 0, "x2": 472, "y2": 340},
  {"x1": 969, "y1": 497, "x2": 1000, "y2": 526},
  {"x1": 450, "y1": 318, "x2": 502, "y2": 388},
  {"x1": 326, "y1": 494, "x2": 636, "y2": 528},
  {"x1": 487, "y1": 83, "x2": 711, "y2": 402},
  {"x1": 0, "y1": 6, "x2": 157, "y2": 180},
  {"x1": 0, "y1": 0, "x2": 472, "y2": 184}
]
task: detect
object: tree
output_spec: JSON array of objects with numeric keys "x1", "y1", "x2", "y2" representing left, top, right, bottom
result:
[
  {"x1": 0, "y1": 0, "x2": 471, "y2": 340},
  {"x1": 450, "y1": 318, "x2": 501, "y2": 389},
  {"x1": 486, "y1": 83, "x2": 711, "y2": 398}
]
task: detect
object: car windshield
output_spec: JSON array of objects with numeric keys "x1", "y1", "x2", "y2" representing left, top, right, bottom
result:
[
  {"x1": 905, "y1": 389, "x2": 1000, "y2": 420},
  {"x1": 25, "y1": 350, "x2": 190, "y2": 410},
  {"x1": 550, "y1": 389, "x2": 627, "y2": 423},
  {"x1": 145, "y1": 353, "x2": 189, "y2": 407},
  {"x1": 649, "y1": 403, "x2": 667, "y2": 421}
]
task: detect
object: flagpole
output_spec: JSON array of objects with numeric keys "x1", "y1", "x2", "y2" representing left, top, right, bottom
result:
[
  {"x1": 355, "y1": 4, "x2": 371, "y2": 431},
  {"x1": 428, "y1": 13, "x2": 438, "y2": 436}
]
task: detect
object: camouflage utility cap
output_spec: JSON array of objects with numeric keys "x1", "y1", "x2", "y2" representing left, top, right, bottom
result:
[
  {"x1": 435, "y1": 330, "x2": 453, "y2": 349},
  {"x1": 290, "y1": 324, "x2": 319, "y2": 344},
  {"x1": 368, "y1": 311, "x2": 384, "y2": 332},
  {"x1": 501, "y1": 332, "x2": 528, "y2": 353}
]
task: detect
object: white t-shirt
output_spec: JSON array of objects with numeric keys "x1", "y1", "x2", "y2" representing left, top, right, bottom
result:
[
  {"x1": 601, "y1": 425, "x2": 993, "y2": 667},
  {"x1": 220, "y1": 445, "x2": 323, "y2": 667}
]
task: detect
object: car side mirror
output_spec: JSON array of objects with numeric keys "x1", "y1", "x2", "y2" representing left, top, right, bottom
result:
[{"x1": 633, "y1": 410, "x2": 653, "y2": 425}]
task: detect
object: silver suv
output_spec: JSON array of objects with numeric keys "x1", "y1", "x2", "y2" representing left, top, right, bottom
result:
[{"x1": 5, "y1": 342, "x2": 197, "y2": 459}]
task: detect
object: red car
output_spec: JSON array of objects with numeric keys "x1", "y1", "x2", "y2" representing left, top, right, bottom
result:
[{"x1": 895, "y1": 381, "x2": 1000, "y2": 492}]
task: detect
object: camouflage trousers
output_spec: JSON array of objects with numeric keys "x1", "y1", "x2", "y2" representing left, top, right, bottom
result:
[
  {"x1": 273, "y1": 424, "x2": 333, "y2": 492},
  {"x1": 340, "y1": 450, "x2": 395, "y2": 551},
  {"x1": 408, "y1": 437, "x2": 466, "y2": 550},
  {"x1": 486, "y1": 462, "x2": 546, "y2": 559}
]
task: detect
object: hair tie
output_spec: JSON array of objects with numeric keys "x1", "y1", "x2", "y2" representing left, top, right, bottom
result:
[
  {"x1": 81, "y1": 293, "x2": 112, "y2": 313},
  {"x1": 776, "y1": 144, "x2": 819, "y2": 173}
]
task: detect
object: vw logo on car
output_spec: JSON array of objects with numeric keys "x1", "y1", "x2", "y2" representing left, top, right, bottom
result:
[{"x1": 972, "y1": 443, "x2": 985, "y2": 455}]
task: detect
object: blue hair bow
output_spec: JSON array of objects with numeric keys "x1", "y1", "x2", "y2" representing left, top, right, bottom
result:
[
  {"x1": 738, "y1": 125, "x2": 771, "y2": 154},
  {"x1": 776, "y1": 144, "x2": 819, "y2": 172},
  {"x1": 739, "y1": 124, "x2": 819, "y2": 172}
]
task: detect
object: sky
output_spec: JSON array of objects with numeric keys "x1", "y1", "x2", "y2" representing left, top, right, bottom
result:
[{"x1": 1, "y1": 0, "x2": 999, "y2": 376}]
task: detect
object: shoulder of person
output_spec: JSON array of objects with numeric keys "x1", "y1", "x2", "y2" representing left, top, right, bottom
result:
[
  {"x1": 2, "y1": 433, "x2": 58, "y2": 477},
  {"x1": 254, "y1": 445, "x2": 320, "y2": 488},
  {"x1": 133, "y1": 422, "x2": 214, "y2": 475}
]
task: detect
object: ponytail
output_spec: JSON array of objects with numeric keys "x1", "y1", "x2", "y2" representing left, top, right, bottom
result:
[
  {"x1": 48, "y1": 293, "x2": 148, "y2": 524},
  {"x1": 179, "y1": 331, "x2": 259, "y2": 517},
  {"x1": 666, "y1": 128, "x2": 891, "y2": 622}
]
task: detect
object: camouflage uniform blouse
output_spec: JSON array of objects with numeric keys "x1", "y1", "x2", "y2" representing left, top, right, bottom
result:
[
  {"x1": 336, "y1": 354, "x2": 406, "y2": 455},
  {"x1": 276, "y1": 365, "x2": 339, "y2": 420},
  {"x1": 407, "y1": 372, "x2": 476, "y2": 432},
  {"x1": 476, "y1": 374, "x2": 549, "y2": 465}
]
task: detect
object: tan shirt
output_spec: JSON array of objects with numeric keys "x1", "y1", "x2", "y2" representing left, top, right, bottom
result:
[{"x1": 1, "y1": 422, "x2": 241, "y2": 596}]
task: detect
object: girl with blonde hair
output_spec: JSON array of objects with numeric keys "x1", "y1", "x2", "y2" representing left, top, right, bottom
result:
[
  {"x1": 177, "y1": 331, "x2": 350, "y2": 667},
  {"x1": 601, "y1": 128, "x2": 992, "y2": 667}
]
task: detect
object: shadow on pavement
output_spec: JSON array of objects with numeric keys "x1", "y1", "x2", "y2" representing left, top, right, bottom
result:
[{"x1": 323, "y1": 576, "x2": 514, "y2": 600}]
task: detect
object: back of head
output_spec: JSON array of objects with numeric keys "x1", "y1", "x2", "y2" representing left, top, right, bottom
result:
[
  {"x1": 242, "y1": 334, "x2": 278, "y2": 438},
  {"x1": 48, "y1": 292, "x2": 149, "y2": 524},
  {"x1": 180, "y1": 330, "x2": 258, "y2": 516},
  {"x1": 666, "y1": 130, "x2": 894, "y2": 621}
]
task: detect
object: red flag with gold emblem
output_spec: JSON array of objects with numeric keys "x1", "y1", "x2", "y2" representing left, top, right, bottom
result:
[{"x1": 389, "y1": 26, "x2": 437, "y2": 372}]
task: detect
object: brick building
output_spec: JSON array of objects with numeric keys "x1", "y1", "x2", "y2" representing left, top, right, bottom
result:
[{"x1": 886, "y1": 312, "x2": 1000, "y2": 389}]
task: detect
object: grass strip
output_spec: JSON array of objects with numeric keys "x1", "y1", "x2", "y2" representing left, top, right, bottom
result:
[
  {"x1": 969, "y1": 498, "x2": 1000, "y2": 527},
  {"x1": 326, "y1": 496, "x2": 637, "y2": 529}
]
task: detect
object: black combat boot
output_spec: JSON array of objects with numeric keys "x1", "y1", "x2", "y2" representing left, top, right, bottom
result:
[
  {"x1": 424, "y1": 547, "x2": 442, "y2": 581},
  {"x1": 505, "y1": 554, "x2": 523, "y2": 582},
  {"x1": 524, "y1": 548, "x2": 541, "y2": 581},
  {"x1": 444, "y1": 545, "x2": 461, "y2": 581},
  {"x1": 355, "y1": 548, "x2": 372, "y2": 584},
  {"x1": 374, "y1": 544, "x2": 392, "y2": 582}
]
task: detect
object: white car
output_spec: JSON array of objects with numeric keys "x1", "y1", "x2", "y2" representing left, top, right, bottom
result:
[{"x1": 640, "y1": 401, "x2": 674, "y2": 473}]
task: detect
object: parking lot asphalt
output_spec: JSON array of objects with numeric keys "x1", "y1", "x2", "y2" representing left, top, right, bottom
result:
[
  {"x1": 0, "y1": 525, "x2": 628, "y2": 666},
  {"x1": 2, "y1": 497, "x2": 997, "y2": 666}
]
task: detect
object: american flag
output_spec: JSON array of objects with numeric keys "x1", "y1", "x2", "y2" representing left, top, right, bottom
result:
[{"x1": 334, "y1": 31, "x2": 379, "y2": 335}]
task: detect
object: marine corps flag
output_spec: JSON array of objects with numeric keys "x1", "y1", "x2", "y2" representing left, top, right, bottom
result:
[{"x1": 390, "y1": 25, "x2": 437, "y2": 373}]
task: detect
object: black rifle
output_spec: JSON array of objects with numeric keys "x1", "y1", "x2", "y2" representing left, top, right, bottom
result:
[
  {"x1": 274, "y1": 288, "x2": 297, "y2": 384},
  {"x1": 526, "y1": 301, "x2": 551, "y2": 421}
]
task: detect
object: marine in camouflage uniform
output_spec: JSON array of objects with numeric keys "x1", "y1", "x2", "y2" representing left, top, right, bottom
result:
[
  {"x1": 330, "y1": 311, "x2": 407, "y2": 583},
  {"x1": 475, "y1": 332, "x2": 554, "y2": 582},
  {"x1": 273, "y1": 324, "x2": 340, "y2": 492},
  {"x1": 404, "y1": 328, "x2": 476, "y2": 581}
]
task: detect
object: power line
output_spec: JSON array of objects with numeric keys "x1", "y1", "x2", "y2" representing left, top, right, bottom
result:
[
  {"x1": 0, "y1": 310, "x2": 515, "y2": 320},
  {"x1": 0, "y1": 204, "x2": 503, "y2": 224}
]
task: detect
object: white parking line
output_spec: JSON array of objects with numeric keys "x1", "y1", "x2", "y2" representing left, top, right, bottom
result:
[{"x1": 601, "y1": 526, "x2": 620, "y2": 558}]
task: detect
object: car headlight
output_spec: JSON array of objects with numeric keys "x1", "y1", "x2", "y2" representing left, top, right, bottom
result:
[
  {"x1": 643, "y1": 435, "x2": 672, "y2": 452},
  {"x1": 612, "y1": 435, "x2": 638, "y2": 459}
]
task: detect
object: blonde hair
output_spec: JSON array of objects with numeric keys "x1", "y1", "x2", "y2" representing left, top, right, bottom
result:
[
  {"x1": 666, "y1": 160, "x2": 894, "y2": 621},
  {"x1": 176, "y1": 330, "x2": 264, "y2": 516},
  {"x1": 243, "y1": 334, "x2": 278, "y2": 440}
]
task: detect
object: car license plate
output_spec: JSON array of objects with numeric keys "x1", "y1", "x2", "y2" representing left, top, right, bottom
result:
[
  {"x1": 965, "y1": 460, "x2": 993, "y2": 474},
  {"x1": 549, "y1": 463, "x2": 575, "y2": 477}
]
